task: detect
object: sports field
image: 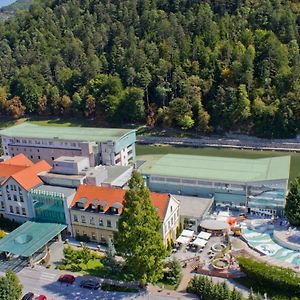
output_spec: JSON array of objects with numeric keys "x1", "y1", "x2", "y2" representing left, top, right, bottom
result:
[{"x1": 136, "y1": 144, "x2": 300, "y2": 182}]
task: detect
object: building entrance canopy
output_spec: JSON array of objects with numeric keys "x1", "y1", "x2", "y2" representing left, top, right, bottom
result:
[{"x1": 0, "y1": 221, "x2": 66, "y2": 257}]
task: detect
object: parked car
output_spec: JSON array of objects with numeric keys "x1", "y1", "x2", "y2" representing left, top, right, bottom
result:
[
  {"x1": 58, "y1": 274, "x2": 75, "y2": 284},
  {"x1": 80, "y1": 279, "x2": 100, "y2": 289},
  {"x1": 21, "y1": 293, "x2": 47, "y2": 300},
  {"x1": 21, "y1": 293, "x2": 34, "y2": 300}
]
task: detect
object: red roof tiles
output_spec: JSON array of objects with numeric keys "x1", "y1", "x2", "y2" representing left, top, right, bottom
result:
[
  {"x1": 0, "y1": 154, "x2": 51, "y2": 190},
  {"x1": 71, "y1": 185, "x2": 169, "y2": 220}
]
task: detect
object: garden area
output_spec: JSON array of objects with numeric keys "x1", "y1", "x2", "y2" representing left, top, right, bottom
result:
[
  {"x1": 157, "y1": 260, "x2": 182, "y2": 290},
  {"x1": 235, "y1": 257, "x2": 300, "y2": 300},
  {"x1": 58, "y1": 246, "x2": 132, "y2": 281}
]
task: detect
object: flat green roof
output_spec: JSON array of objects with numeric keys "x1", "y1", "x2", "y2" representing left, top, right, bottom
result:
[
  {"x1": 140, "y1": 154, "x2": 291, "y2": 183},
  {"x1": 0, "y1": 123, "x2": 135, "y2": 142},
  {"x1": 0, "y1": 221, "x2": 66, "y2": 257}
]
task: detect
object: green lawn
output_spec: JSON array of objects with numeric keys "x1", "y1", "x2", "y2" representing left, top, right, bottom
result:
[
  {"x1": 28, "y1": 116, "x2": 96, "y2": 127},
  {"x1": 136, "y1": 145, "x2": 300, "y2": 182}
]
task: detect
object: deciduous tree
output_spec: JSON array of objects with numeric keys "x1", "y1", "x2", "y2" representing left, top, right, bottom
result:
[{"x1": 0, "y1": 270, "x2": 22, "y2": 300}]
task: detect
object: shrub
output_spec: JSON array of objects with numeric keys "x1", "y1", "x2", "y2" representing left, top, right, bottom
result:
[
  {"x1": 0, "y1": 230, "x2": 6, "y2": 239},
  {"x1": 163, "y1": 260, "x2": 182, "y2": 286},
  {"x1": 187, "y1": 275, "x2": 244, "y2": 300},
  {"x1": 238, "y1": 257, "x2": 300, "y2": 298},
  {"x1": 58, "y1": 265, "x2": 66, "y2": 270},
  {"x1": 75, "y1": 234, "x2": 90, "y2": 243}
]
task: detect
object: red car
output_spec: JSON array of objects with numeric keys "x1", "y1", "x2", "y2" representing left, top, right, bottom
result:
[
  {"x1": 21, "y1": 293, "x2": 46, "y2": 300},
  {"x1": 58, "y1": 274, "x2": 76, "y2": 284}
]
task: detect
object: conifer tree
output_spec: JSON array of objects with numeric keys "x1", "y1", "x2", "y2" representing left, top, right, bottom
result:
[
  {"x1": 114, "y1": 172, "x2": 167, "y2": 285},
  {"x1": 285, "y1": 176, "x2": 300, "y2": 226}
]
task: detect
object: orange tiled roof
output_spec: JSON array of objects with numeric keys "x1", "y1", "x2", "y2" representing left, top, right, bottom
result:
[
  {"x1": 0, "y1": 154, "x2": 51, "y2": 190},
  {"x1": 11, "y1": 160, "x2": 52, "y2": 190},
  {"x1": 0, "y1": 165, "x2": 27, "y2": 185},
  {"x1": 71, "y1": 185, "x2": 170, "y2": 220},
  {"x1": 1, "y1": 154, "x2": 33, "y2": 167}
]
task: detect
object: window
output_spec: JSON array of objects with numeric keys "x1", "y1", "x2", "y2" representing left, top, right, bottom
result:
[
  {"x1": 99, "y1": 219, "x2": 103, "y2": 226},
  {"x1": 7, "y1": 194, "x2": 11, "y2": 201},
  {"x1": 90, "y1": 217, "x2": 95, "y2": 225},
  {"x1": 76, "y1": 229, "x2": 80, "y2": 235},
  {"x1": 16, "y1": 207, "x2": 20, "y2": 214},
  {"x1": 10, "y1": 185, "x2": 13, "y2": 191},
  {"x1": 38, "y1": 156, "x2": 40, "y2": 159},
  {"x1": 91, "y1": 232, "x2": 96, "y2": 240},
  {"x1": 107, "y1": 220, "x2": 112, "y2": 228},
  {"x1": 73, "y1": 215, "x2": 78, "y2": 222},
  {"x1": 81, "y1": 215, "x2": 86, "y2": 223},
  {"x1": 30, "y1": 155, "x2": 33, "y2": 159},
  {"x1": 52, "y1": 157, "x2": 54, "y2": 161},
  {"x1": 22, "y1": 208, "x2": 26, "y2": 215},
  {"x1": 13, "y1": 195, "x2": 17, "y2": 202},
  {"x1": 9, "y1": 206, "x2": 13, "y2": 213},
  {"x1": 1, "y1": 202, "x2": 4, "y2": 209}
]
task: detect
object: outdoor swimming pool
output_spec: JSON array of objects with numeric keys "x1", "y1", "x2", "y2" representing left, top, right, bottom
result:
[{"x1": 242, "y1": 227, "x2": 300, "y2": 266}]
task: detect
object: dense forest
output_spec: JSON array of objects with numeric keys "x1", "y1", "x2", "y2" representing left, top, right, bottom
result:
[{"x1": 0, "y1": 0, "x2": 299, "y2": 137}]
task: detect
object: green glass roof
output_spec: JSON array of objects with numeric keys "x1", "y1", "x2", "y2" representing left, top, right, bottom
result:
[
  {"x1": 0, "y1": 221, "x2": 66, "y2": 257},
  {"x1": 0, "y1": 123, "x2": 135, "y2": 142},
  {"x1": 140, "y1": 154, "x2": 291, "y2": 183}
]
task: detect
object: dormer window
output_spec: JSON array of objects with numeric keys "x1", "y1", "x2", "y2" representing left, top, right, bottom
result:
[
  {"x1": 110, "y1": 202, "x2": 122, "y2": 214},
  {"x1": 99, "y1": 201, "x2": 107, "y2": 213},
  {"x1": 77, "y1": 202, "x2": 84, "y2": 209},
  {"x1": 76, "y1": 197, "x2": 87, "y2": 209}
]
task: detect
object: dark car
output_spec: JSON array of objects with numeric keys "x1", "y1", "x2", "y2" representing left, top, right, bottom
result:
[
  {"x1": 58, "y1": 274, "x2": 75, "y2": 284},
  {"x1": 21, "y1": 293, "x2": 34, "y2": 300},
  {"x1": 80, "y1": 279, "x2": 100, "y2": 290}
]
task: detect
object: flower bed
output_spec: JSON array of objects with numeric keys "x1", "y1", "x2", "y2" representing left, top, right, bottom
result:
[{"x1": 211, "y1": 258, "x2": 229, "y2": 270}]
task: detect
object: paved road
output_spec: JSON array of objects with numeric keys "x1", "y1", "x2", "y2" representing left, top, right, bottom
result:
[
  {"x1": 0, "y1": 266, "x2": 196, "y2": 300},
  {"x1": 137, "y1": 135, "x2": 300, "y2": 152}
]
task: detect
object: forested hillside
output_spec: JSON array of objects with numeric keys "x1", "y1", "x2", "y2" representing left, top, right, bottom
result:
[
  {"x1": 0, "y1": 0, "x2": 34, "y2": 22},
  {"x1": 0, "y1": 0, "x2": 299, "y2": 137}
]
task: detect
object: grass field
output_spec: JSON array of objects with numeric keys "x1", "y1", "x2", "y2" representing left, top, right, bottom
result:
[{"x1": 136, "y1": 144, "x2": 300, "y2": 182}]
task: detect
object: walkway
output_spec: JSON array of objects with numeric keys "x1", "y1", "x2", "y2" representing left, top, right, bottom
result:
[{"x1": 137, "y1": 135, "x2": 300, "y2": 152}]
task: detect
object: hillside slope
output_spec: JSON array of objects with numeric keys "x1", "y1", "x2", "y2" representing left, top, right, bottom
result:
[
  {"x1": 0, "y1": 0, "x2": 299, "y2": 138},
  {"x1": 0, "y1": 0, "x2": 34, "y2": 22}
]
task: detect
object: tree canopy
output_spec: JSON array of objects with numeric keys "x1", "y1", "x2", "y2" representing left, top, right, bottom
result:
[
  {"x1": 114, "y1": 171, "x2": 167, "y2": 285},
  {"x1": 0, "y1": 0, "x2": 299, "y2": 137},
  {"x1": 285, "y1": 176, "x2": 300, "y2": 226},
  {"x1": 0, "y1": 270, "x2": 22, "y2": 300}
]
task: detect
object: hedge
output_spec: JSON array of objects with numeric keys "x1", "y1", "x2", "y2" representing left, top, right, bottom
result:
[{"x1": 238, "y1": 257, "x2": 300, "y2": 298}]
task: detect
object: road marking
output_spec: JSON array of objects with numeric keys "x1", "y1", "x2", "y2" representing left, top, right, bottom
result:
[{"x1": 40, "y1": 272, "x2": 57, "y2": 282}]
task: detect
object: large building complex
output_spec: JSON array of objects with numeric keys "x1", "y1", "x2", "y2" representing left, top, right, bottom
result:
[
  {"x1": 140, "y1": 154, "x2": 291, "y2": 216},
  {"x1": 0, "y1": 155, "x2": 52, "y2": 222},
  {"x1": 70, "y1": 185, "x2": 180, "y2": 246},
  {"x1": 0, "y1": 123, "x2": 136, "y2": 167}
]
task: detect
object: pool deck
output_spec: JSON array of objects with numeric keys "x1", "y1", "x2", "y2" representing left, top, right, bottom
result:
[
  {"x1": 273, "y1": 227, "x2": 300, "y2": 251},
  {"x1": 232, "y1": 237, "x2": 300, "y2": 273}
]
